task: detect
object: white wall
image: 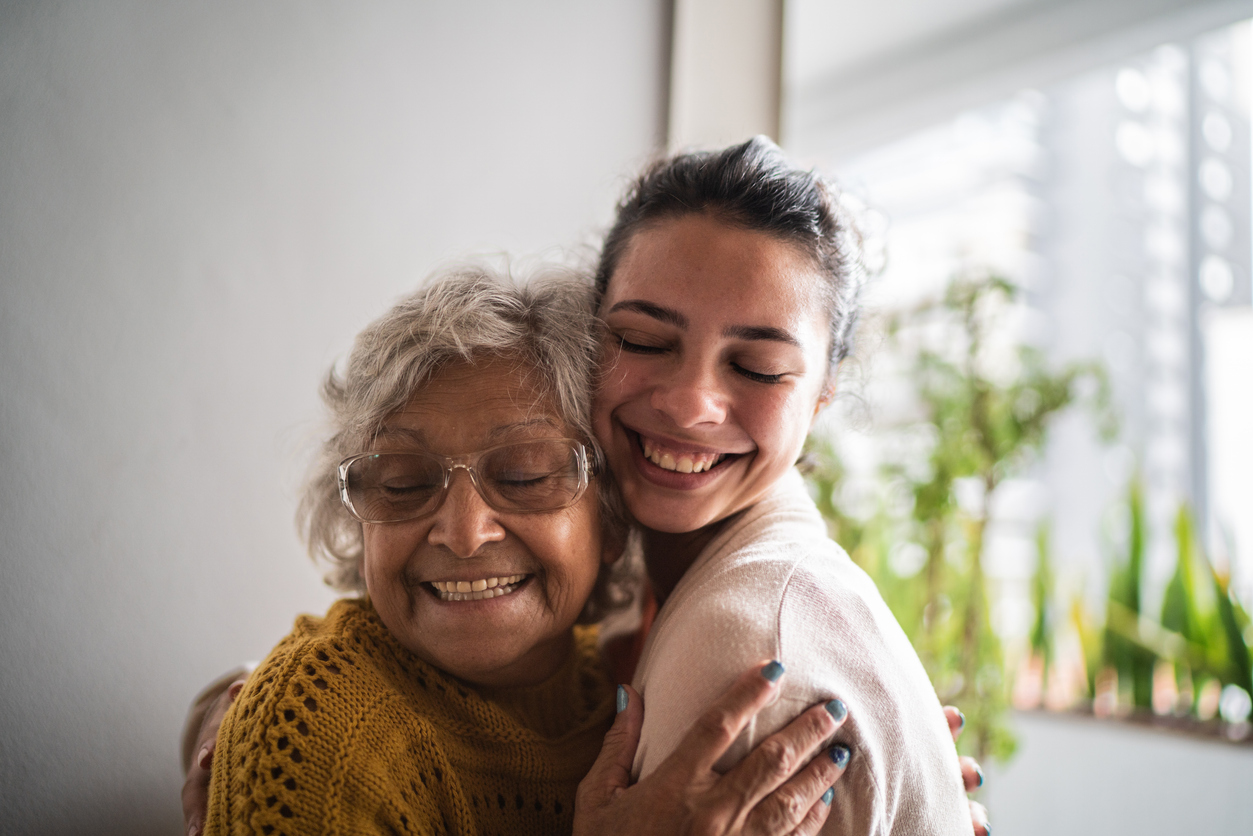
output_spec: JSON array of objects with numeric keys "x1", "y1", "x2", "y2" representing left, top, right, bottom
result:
[{"x1": 0, "y1": 2, "x2": 667, "y2": 832}]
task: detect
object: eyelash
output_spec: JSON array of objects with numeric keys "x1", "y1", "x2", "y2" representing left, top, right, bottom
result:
[
  {"x1": 733, "y1": 364, "x2": 785, "y2": 385},
  {"x1": 613, "y1": 335, "x2": 781, "y2": 383},
  {"x1": 617, "y1": 336, "x2": 665, "y2": 354}
]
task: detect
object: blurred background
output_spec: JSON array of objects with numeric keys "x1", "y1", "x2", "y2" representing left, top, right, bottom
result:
[{"x1": 1, "y1": 1, "x2": 1250, "y2": 833}]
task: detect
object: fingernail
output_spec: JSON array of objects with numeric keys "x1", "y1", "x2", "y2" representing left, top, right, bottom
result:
[
  {"x1": 196, "y1": 746, "x2": 212, "y2": 770},
  {"x1": 984, "y1": 825, "x2": 991, "y2": 836},
  {"x1": 830, "y1": 743, "x2": 851, "y2": 768},
  {"x1": 975, "y1": 765, "x2": 985, "y2": 788},
  {"x1": 825, "y1": 698, "x2": 847, "y2": 723},
  {"x1": 761, "y1": 660, "x2": 785, "y2": 682},
  {"x1": 957, "y1": 710, "x2": 966, "y2": 730},
  {"x1": 616, "y1": 685, "x2": 628, "y2": 713},
  {"x1": 188, "y1": 825, "x2": 200, "y2": 836},
  {"x1": 820, "y1": 786, "x2": 834, "y2": 806}
]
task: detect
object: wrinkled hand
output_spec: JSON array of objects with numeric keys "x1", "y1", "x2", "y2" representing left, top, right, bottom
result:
[
  {"x1": 574, "y1": 662, "x2": 851, "y2": 836},
  {"x1": 943, "y1": 706, "x2": 989, "y2": 836},
  {"x1": 181, "y1": 675, "x2": 247, "y2": 836}
]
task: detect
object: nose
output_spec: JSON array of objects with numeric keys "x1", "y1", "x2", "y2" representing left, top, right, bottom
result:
[
  {"x1": 649, "y1": 358, "x2": 728, "y2": 428},
  {"x1": 425, "y1": 470, "x2": 506, "y2": 557}
]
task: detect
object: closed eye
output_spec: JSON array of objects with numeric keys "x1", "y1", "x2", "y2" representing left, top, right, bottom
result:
[
  {"x1": 617, "y1": 335, "x2": 666, "y2": 354},
  {"x1": 732, "y1": 363, "x2": 785, "y2": 384}
]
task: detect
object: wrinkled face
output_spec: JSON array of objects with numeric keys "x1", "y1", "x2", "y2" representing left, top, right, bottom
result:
[
  {"x1": 361, "y1": 358, "x2": 605, "y2": 688},
  {"x1": 594, "y1": 213, "x2": 831, "y2": 535}
]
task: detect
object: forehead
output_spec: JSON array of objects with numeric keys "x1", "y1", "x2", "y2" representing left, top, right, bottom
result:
[
  {"x1": 606, "y1": 213, "x2": 825, "y2": 321},
  {"x1": 380, "y1": 357, "x2": 567, "y2": 450}
]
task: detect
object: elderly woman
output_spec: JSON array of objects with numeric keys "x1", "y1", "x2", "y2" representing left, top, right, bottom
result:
[{"x1": 198, "y1": 266, "x2": 851, "y2": 836}]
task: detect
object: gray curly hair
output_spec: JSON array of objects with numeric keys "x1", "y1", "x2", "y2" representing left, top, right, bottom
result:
[{"x1": 297, "y1": 263, "x2": 632, "y2": 621}]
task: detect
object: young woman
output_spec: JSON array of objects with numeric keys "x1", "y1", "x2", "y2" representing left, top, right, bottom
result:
[{"x1": 576, "y1": 138, "x2": 983, "y2": 835}]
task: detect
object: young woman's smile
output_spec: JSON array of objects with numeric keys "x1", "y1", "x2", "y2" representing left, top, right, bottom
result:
[{"x1": 594, "y1": 213, "x2": 833, "y2": 539}]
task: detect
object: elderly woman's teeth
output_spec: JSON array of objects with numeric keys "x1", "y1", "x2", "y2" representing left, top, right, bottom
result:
[
  {"x1": 641, "y1": 438, "x2": 725, "y2": 473},
  {"x1": 431, "y1": 575, "x2": 526, "y2": 602}
]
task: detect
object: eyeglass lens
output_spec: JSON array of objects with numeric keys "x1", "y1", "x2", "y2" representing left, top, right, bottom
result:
[{"x1": 345, "y1": 441, "x2": 583, "y2": 522}]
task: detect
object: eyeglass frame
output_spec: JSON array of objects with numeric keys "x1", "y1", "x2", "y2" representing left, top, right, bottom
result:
[{"x1": 336, "y1": 437, "x2": 598, "y2": 524}]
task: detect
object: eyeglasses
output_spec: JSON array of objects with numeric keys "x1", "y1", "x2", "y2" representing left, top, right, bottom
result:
[{"x1": 337, "y1": 438, "x2": 595, "y2": 524}]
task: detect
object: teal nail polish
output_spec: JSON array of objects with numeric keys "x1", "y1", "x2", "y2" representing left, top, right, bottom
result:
[
  {"x1": 984, "y1": 825, "x2": 991, "y2": 836},
  {"x1": 820, "y1": 786, "x2": 834, "y2": 806},
  {"x1": 957, "y1": 710, "x2": 966, "y2": 731},
  {"x1": 975, "y1": 765, "x2": 984, "y2": 788},
  {"x1": 825, "y1": 698, "x2": 847, "y2": 723},
  {"x1": 761, "y1": 660, "x2": 785, "y2": 682},
  {"x1": 616, "y1": 685, "x2": 628, "y2": 713},
  {"x1": 830, "y1": 743, "x2": 851, "y2": 768}
]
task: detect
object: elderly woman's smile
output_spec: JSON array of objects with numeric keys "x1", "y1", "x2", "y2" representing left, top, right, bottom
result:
[{"x1": 360, "y1": 357, "x2": 607, "y2": 690}]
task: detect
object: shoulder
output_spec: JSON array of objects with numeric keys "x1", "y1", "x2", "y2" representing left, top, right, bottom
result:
[
  {"x1": 242, "y1": 597, "x2": 402, "y2": 714},
  {"x1": 207, "y1": 599, "x2": 426, "y2": 833},
  {"x1": 773, "y1": 557, "x2": 973, "y2": 833}
]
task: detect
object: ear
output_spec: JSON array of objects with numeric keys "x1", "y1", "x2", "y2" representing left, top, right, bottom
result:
[
  {"x1": 813, "y1": 379, "x2": 838, "y2": 418},
  {"x1": 601, "y1": 531, "x2": 627, "y2": 566}
]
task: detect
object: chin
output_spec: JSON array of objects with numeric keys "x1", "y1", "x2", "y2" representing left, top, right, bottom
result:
[{"x1": 625, "y1": 492, "x2": 718, "y2": 534}]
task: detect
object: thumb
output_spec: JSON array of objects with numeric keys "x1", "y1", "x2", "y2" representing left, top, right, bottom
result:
[{"x1": 578, "y1": 685, "x2": 643, "y2": 808}]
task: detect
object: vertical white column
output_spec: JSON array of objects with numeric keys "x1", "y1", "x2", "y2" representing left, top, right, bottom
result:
[{"x1": 668, "y1": 0, "x2": 783, "y2": 150}]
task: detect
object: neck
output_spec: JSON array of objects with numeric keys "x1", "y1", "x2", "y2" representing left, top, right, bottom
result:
[{"x1": 641, "y1": 511, "x2": 746, "y2": 604}]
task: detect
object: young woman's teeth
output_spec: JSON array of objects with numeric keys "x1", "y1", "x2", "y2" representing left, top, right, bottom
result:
[
  {"x1": 431, "y1": 574, "x2": 526, "y2": 602},
  {"x1": 641, "y1": 438, "x2": 725, "y2": 473}
]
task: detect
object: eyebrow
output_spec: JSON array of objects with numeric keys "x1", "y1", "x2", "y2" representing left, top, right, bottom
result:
[
  {"x1": 486, "y1": 417, "x2": 561, "y2": 440},
  {"x1": 373, "y1": 417, "x2": 560, "y2": 446},
  {"x1": 608, "y1": 299, "x2": 801, "y2": 347},
  {"x1": 606, "y1": 299, "x2": 687, "y2": 328},
  {"x1": 722, "y1": 324, "x2": 802, "y2": 347}
]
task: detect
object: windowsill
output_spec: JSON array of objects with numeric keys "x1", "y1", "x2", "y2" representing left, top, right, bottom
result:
[{"x1": 1017, "y1": 705, "x2": 1253, "y2": 747}]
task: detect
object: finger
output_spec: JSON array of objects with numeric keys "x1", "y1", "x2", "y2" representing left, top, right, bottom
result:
[
  {"x1": 944, "y1": 706, "x2": 965, "y2": 743},
  {"x1": 181, "y1": 762, "x2": 209, "y2": 836},
  {"x1": 182, "y1": 719, "x2": 218, "y2": 833},
  {"x1": 969, "y1": 799, "x2": 990, "y2": 835},
  {"x1": 787, "y1": 785, "x2": 836, "y2": 836},
  {"x1": 722, "y1": 697, "x2": 849, "y2": 818},
  {"x1": 576, "y1": 685, "x2": 644, "y2": 812},
  {"x1": 662, "y1": 660, "x2": 787, "y2": 777},
  {"x1": 959, "y1": 756, "x2": 984, "y2": 792},
  {"x1": 742, "y1": 733, "x2": 852, "y2": 836},
  {"x1": 182, "y1": 678, "x2": 245, "y2": 833}
]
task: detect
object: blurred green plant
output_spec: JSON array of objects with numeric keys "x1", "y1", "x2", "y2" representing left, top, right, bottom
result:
[
  {"x1": 1102, "y1": 478, "x2": 1157, "y2": 708},
  {"x1": 1097, "y1": 482, "x2": 1253, "y2": 716},
  {"x1": 807, "y1": 272, "x2": 1113, "y2": 761}
]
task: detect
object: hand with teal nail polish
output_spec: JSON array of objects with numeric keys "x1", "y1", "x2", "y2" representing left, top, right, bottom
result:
[{"x1": 575, "y1": 662, "x2": 854, "y2": 836}]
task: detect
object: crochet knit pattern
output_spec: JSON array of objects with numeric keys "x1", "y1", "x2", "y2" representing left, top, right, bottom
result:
[{"x1": 205, "y1": 598, "x2": 615, "y2": 836}]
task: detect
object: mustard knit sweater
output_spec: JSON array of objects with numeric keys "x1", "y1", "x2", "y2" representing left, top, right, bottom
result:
[{"x1": 205, "y1": 598, "x2": 615, "y2": 836}]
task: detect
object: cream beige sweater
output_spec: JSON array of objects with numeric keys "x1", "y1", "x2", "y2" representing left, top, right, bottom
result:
[{"x1": 630, "y1": 469, "x2": 969, "y2": 835}]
